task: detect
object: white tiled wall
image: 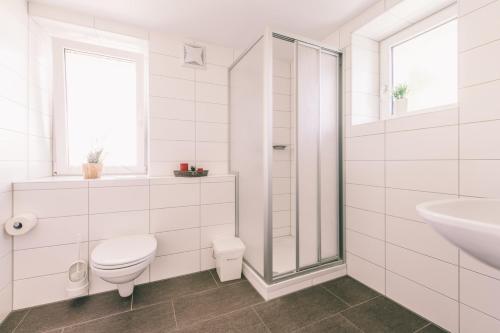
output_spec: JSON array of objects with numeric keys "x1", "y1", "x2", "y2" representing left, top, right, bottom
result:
[
  {"x1": 0, "y1": 0, "x2": 52, "y2": 324},
  {"x1": 148, "y1": 32, "x2": 235, "y2": 177},
  {"x1": 324, "y1": 0, "x2": 500, "y2": 331},
  {"x1": 12, "y1": 175, "x2": 235, "y2": 309}
]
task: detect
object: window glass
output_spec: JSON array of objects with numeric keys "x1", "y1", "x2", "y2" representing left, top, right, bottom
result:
[
  {"x1": 64, "y1": 50, "x2": 138, "y2": 168},
  {"x1": 392, "y1": 19, "x2": 457, "y2": 112}
]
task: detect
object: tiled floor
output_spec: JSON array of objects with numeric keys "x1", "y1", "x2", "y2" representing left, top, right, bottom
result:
[{"x1": 0, "y1": 271, "x2": 448, "y2": 333}]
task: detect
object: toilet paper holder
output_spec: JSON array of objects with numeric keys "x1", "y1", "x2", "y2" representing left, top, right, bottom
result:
[{"x1": 4, "y1": 213, "x2": 38, "y2": 236}]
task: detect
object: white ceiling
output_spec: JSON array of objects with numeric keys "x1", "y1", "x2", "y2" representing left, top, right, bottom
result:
[{"x1": 30, "y1": 0, "x2": 379, "y2": 48}]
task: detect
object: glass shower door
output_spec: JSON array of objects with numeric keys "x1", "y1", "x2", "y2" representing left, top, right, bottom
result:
[{"x1": 296, "y1": 42, "x2": 340, "y2": 270}]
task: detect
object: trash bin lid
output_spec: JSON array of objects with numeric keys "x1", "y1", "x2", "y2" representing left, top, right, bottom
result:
[{"x1": 213, "y1": 237, "x2": 245, "y2": 257}]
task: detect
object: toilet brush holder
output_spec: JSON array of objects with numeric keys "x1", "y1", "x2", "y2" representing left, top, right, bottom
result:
[{"x1": 67, "y1": 259, "x2": 89, "y2": 298}]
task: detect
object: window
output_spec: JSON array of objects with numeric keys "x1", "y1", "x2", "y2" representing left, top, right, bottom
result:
[
  {"x1": 53, "y1": 39, "x2": 146, "y2": 175},
  {"x1": 380, "y1": 8, "x2": 457, "y2": 117}
]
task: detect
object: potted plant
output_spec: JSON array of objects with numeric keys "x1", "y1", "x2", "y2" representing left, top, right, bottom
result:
[
  {"x1": 82, "y1": 148, "x2": 104, "y2": 179},
  {"x1": 392, "y1": 83, "x2": 409, "y2": 115}
]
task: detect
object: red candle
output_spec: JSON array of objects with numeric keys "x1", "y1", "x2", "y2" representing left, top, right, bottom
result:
[{"x1": 180, "y1": 163, "x2": 189, "y2": 171}]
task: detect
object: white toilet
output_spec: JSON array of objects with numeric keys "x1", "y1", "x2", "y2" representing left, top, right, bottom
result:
[{"x1": 90, "y1": 234, "x2": 157, "y2": 297}]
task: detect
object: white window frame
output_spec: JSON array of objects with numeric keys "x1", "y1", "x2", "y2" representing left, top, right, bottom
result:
[
  {"x1": 379, "y1": 5, "x2": 458, "y2": 119},
  {"x1": 53, "y1": 38, "x2": 147, "y2": 175}
]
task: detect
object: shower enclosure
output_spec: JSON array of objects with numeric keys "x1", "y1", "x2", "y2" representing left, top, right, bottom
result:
[{"x1": 229, "y1": 30, "x2": 343, "y2": 286}]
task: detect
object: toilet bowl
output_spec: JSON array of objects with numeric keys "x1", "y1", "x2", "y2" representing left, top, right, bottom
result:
[{"x1": 90, "y1": 234, "x2": 157, "y2": 297}]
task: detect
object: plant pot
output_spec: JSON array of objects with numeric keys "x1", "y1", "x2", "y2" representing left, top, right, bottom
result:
[
  {"x1": 82, "y1": 163, "x2": 103, "y2": 179},
  {"x1": 393, "y1": 98, "x2": 408, "y2": 115}
]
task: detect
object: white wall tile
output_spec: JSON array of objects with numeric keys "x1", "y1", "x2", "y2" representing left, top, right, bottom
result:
[
  {"x1": 195, "y1": 64, "x2": 228, "y2": 85},
  {"x1": 0, "y1": 285, "x2": 12, "y2": 323},
  {"x1": 149, "y1": 97, "x2": 195, "y2": 121},
  {"x1": 14, "y1": 215, "x2": 88, "y2": 250},
  {"x1": 385, "y1": 108, "x2": 458, "y2": 132},
  {"x1": 346, "y1": 161, "x2": 385, "y2": 186},
  {"x1": 460, "y1": 80, "x2": 500, "y2": 123},
  {"x1": 13, "y1": 273, "x2": 68, "y2": 309},
  {"x1": 89, "y1": 186, "x2": 149, "y2": 214},
  {"x1": 460, "y1": 160, "x2": 500, "y2": 197},
  {"x1": 150, "y1": 250, "x2": 200, "y2": 281},
  {"x1": 196, "y1": 102, "x2": 228, "y2": 123},
  {"x1": 89, "y1": 210, "x2": 149, "y2": 241},
  {"x1": 461, "y1": 120, "x2": 500, "y2": 159},
  {"x1": 346, "y1": 206, "x2": 385, "y2": 240},
  {"x1": 347, "y1": 252, "x2": 386, "y2": 294},
  {"x1": 459, "y1": 0, "x2": 497, "y2": 16},
  {"x1": 387, "y1": 216, "x2": 458, "y2": 264},
  {"x1": 196, "y1": 142, "x2": 228, "y2": 161},
  {"x1": 460, "y1": 268, "x2": 500, "y2": 319},
  {"x1": 14, "y1": 188, "x2": 88, "y2": 218},
  {"x1": 0, "y1": 253, "x2": 12, "y2": 291},
  {"x1": 201, "y1": 248, "x2": 215, "y2": 270},
  {"x1": 460, "y1": 251, "x2": 500, "y2": 280},
  {"x1": 149, "y1": 53, "x2": 194, "y2": 80},
  {"x1": 200, "y1": 223, "x2": 235, "y2": 248},
  {"x1": 345, "y1": 134, "x2": 384, "y2": 161},
  {"x1": 460, "y1": 40, "x2": 500, "y2": 87},
  {"x1": 155, "y1": 228, "x2": 200, "y2": 256},
  {"x1": 150, "y1": 75, "x2": 194, "y2": 100},
  {"x1": 14, "y1": 242, "x2": 88, "y2": 280},
  {"x1": 196, "y1": 122, "x2": 228, "y2": 142},
  {"x1": 386, "y1": 272, "x2": 459, "y2": 332},
  {"x1": 386, "y1": 244, "x2": 458, "y2": 299},
  {"x1": 150, "y1": 206, "x2": 200, "y2": 233},
  {"x1": 386, "y1": 126, "x2": 458, "y2": 160},
  {"x1": 346, "y1": 184, "x2": 385, "y2": 213},
  {"x1": 150, "y1": 119, "x2": 195, "y2": 141},
  {"x1": 347, "y1": 230, "x2": 385, "y2": 267},
  {"x1": 200, "y1": 202, "x2": 234, "y2": 226},
  {"x1": 150, "y1": 140, "x2": 195, "y2": 162},
  {"x1": 386, "y1": 161, "x2": 458, "y2": 194},
  {"x1": 460, "y1": 304, "x2": 500, "y2": 333},
  {"x1": 458, "y1": 1, "x2": 500, "y2": 52},
  {"x1": 195, "y1": 82, "x2": 227, "y2": 104},
  {"x1": 150, "y1": 183, "x2": 199, "y2": 209},
  {"x1": 201, "y1": 181, "x2": 234, "y2": 204},
  {"x1": 386, "y1": 188, "x2": 457, "y2": 222}
]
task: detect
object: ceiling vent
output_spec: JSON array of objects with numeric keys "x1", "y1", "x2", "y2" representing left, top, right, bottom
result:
[{"x1": 183, "y1": 43, "x2": 205, "y2": 68}]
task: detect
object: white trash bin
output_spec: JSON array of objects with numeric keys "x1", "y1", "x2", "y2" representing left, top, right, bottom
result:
[{"x1": 213, "y1": 237, "x2": 245, "y2": 282}]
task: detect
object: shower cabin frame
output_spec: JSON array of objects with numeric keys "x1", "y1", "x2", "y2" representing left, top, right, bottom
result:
[{"x1": 229, "y1": 29, "x2": 344, "y2": 285}]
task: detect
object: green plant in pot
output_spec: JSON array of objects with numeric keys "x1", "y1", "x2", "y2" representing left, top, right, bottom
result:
[
  {"x1": 82, "y1": 148, "x2": 104, "y2": 179},
  {"x1": 392, "y1": 83, "x2": 409, "y2": 115}
]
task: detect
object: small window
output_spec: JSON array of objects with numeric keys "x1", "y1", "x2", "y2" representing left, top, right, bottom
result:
[
  {"x1": 53, "y1": 40, "x2": 146, "y2": 175},
  {"x1": 380, "y1": 9, "x2": 457, "y2": 117}
]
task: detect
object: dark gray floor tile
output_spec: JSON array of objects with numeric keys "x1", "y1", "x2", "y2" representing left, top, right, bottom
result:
[
  {"x1": 174, "y1": 281, "x2": 264, "y2": 328},
  {"x1": 64, "y1": 302, "x2": 176, "y2": 333},
  {"x1": 321, "y1": 276, "x2": 379, "y2": 306},
  {"x1": 343, "y1": 296, "x2": 428, "y2": 333},
  {"x1": 417, "y1": 323, "x2": 449, "y2": 333},
  {"x1": 15, "y1": 291, "x2": 131, "y2": 333},
  {"x1": 0, "y1": 309, "x2": 29, "y2": 333},
  {"x1": 295, "y1": 314, "x2": 362, "y2": 333},
  {"x1": 254, "y1": 285, "x2": 349, "y2": 333},
  {"x1": 210, "y1": 269, "x2": 247, "y2": 287},
  {"x1": 177, "y1": 307, "x2": 267, "y2": 333},
  {"x1": 133, "y1": 271, "x2": 217, "y2": 309}
]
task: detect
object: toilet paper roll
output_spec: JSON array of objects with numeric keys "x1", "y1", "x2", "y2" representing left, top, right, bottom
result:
[{"x1": 4, "y1": 213, "x2": 37, "y2": 236}]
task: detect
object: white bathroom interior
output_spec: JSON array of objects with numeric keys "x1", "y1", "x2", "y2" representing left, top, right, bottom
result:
[{"x1": 1, "y1": 0, "x2": 500, "y2": 332}]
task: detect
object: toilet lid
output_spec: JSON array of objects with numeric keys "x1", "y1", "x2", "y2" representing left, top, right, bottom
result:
[{"x1": 91, "y1": 234, "x2": 157, "y2": 267}]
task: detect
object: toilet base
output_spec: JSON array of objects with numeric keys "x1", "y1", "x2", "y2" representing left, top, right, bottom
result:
[{"x1": 117, "y1": 281, "x2": 134, "y2": 297}]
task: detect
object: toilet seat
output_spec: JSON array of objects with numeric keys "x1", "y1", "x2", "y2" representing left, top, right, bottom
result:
[
  {"x1": 91, "y1": 253, "x2": 155, "y2": 270},
  {"x1": 91, "y1": 234, "x2": 157, "y2": 269}
]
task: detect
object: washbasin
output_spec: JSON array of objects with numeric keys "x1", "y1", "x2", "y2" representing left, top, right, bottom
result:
[{"x1": 416, "y1": 198, "x2": 500, "y2": 270}]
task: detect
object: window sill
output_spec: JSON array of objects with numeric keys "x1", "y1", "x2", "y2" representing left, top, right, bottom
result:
[
  {"x1": 13, "y1": 174, "x2": 236, "y2": 191},
  {"x1": 383, "y1": 103, "x2": 458, "y2": 120}
]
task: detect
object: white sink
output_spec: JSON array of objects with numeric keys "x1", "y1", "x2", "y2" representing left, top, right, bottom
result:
[{"x1": 416, "y1": 198, "x2": 500, "y2": 270}]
